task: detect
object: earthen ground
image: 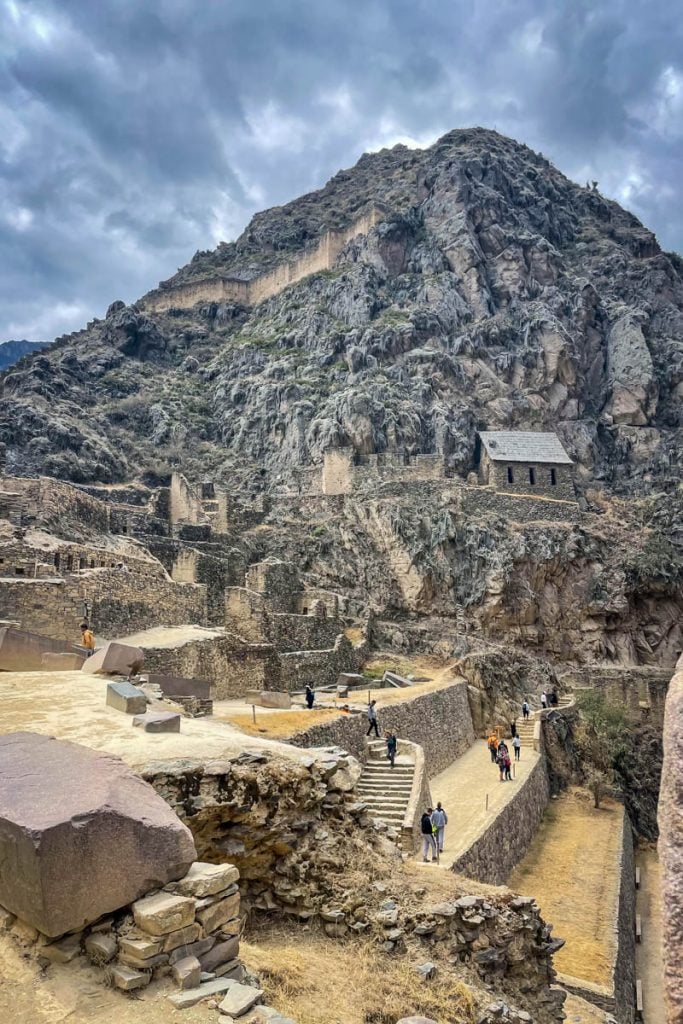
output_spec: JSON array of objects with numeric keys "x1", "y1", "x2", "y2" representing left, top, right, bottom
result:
[
  {"x1": 0, "y1": 932, "x2": 214, "y2": 1024},
  {"x1": 507, "y1": 788, "x2": 623, "y2": 988},
  {"x1": 421, "y1": 738, "x2": 540, "y2": 869},
  {"x1": 0, "y1": 670, "x2": 310, "y2": 770},
  {"x1": 635, "y1": 845, "x2": 665, "y2": 1024},
  {"x1": 119, "y1": 624, "x2": 227, "y2": 647}
]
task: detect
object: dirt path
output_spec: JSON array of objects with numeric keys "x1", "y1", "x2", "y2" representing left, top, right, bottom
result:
[
  {"x1": 635, "y1": 845, "x2": 665, "y2": 1024},
  {"x1": 416, "y1": 738, "x2": 540, "y2": 868}
]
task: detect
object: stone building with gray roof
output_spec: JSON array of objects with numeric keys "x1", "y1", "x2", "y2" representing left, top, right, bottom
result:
[{"x1": 478, "y1": 431, "x2": 575, "y2": 501}]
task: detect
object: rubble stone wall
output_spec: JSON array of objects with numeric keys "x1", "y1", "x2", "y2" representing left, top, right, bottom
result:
[
  {"x1": 290, "y1": 679, "x2": 475, "y2": 773},
  {"x1": 562, "y1": 665, "x2": 670, "y2": 727},
  {"x1": 268, "y1": 611, "x2": 341, "y2": 653},
  {"x1": 2, "y1": 475, "x2": 110, "y2": 532},
  {"x1": 460, "y1": 486, "x2": 581, "y2": 523},
  {"x1": 451, "y1": 753, "x2": 550, "y2": 885},
  {"x1": 279, "y1": 634, "x2": 362, "y2": 690}
]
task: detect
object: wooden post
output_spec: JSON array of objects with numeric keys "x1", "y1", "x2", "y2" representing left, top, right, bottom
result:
[
  {"x1": 251, "y1": 704, "x2": 256, "y2": 724},
  {"x1": 485, "y1": 792, "x2": 489, "y2": 812}
]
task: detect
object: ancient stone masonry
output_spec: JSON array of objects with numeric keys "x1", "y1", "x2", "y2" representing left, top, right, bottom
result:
[
  {"x1": 140, "y1": 206, "x2": 384, "y2": 312},
  {"x1": 561, "y1": 664, "x2": 670, "y2": 727},
  {"x1": 478, "y1": 431, "x2": 576, "y2": 502},
  {"x1": 290, "y1": 680, "x2": 475, "y2": 774},
  {"x1": 321, "y1": 448, "x2": 446, "y2": 496},
  {"x1": 450, "y1": 752, "x2": 550, "y2": 885}
]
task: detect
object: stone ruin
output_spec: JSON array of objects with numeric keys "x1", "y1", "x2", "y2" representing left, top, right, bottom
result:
[{"x1": 0, "y1": 732, "x2": 251, "y2": 1005}]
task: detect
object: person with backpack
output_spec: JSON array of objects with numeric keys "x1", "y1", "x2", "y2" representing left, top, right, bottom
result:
[
  {"x1": 386, "y1": 732, "x2": 397, "y2": 768},
  {"x1": 487, "y1": 733, "x2": 498, "y2": 763},
  {"x1": 504, "y1": 749, "x2": 513, "y2": 781},
  {"x1": 512, "y1": 734, "x2": 522, "y2": 761},
  {"x1": 522, "y1": 700, "x2": 530, "y2": 721},
  {"x1": 431, "y1": 802, "x2": 448, "y2": 853},
  {"x1": 366, "y1": 699, "x2": 380, "y2": 737},
  {"x1": 421, "y1": 808, "x2": 437, "y2": 862}
]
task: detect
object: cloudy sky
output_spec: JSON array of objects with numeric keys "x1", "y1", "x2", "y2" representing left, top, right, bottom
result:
[{"x1": 2, "y1": 0, "x2": 682, "y2": 343}]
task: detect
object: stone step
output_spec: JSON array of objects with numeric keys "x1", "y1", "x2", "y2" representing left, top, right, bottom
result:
[
  {"x1": 358, "y1": 796, "x2": 411, "y2": 808},
  {"x1": 362, "y1": 765, "x2": 414, "y2": 775},
  {"x1": 357, "y1": 785, "x2": 414, "y2": 796}
]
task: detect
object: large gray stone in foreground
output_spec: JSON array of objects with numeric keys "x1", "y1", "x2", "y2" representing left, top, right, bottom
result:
[
  {"x1": 0, "y1": 732, "x2": 196, "y2": 937},
  {"x1": 107, "y1": 681, "x2": 147, "y2": 714}
]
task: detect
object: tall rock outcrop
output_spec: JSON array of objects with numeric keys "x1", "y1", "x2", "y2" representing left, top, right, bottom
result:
[{"x1": 0, "y1": 128, "x2": 680, "y2": 493}]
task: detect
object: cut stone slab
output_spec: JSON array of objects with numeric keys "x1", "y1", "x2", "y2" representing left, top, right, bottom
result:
[
  {"x1": 132, "y1": 891, "x2": 195, "y2": 936},
  {"x1": 172, "y1": 955, "x2": 202, "y2": 990},
  {"x1": 196, "y1": 891, "x2": 240, "y2": 933},
  {"x1": 215, "y1": 959, "x2": 243, "y2": 980},
  {"x1": 106, "y1": 681, "x2": 147, "y2": 715},
  {"x1": 118, "y1": 935, "x2": 163, "y2": 960},
  {"x1": 84, "y1": 641, "x2": 145, "y2": 676},
  {"x1": 42, "y1": 652, "x2": 86, "y2": 671},
  {"x1": 199, "y1": 936, "x2": 240, "y2": 973},
  {"x1": 169, "y1": 935, "x2": 215, "y2": 965},
  {"x1": 163, "y1": 922, "x2": 201, "y2": 952},
  {"x1": 245, "y1": 690, "x2": 291, "y2": 709},
  {"x1": 218, "y1": 982, "x2": 263, "y2": 1017},
  {"x1": 111, "y1": 964, "x2": 151, "y2": 991},
  {"x1": 167, "y1": 862, "x2": 240, "y2": 899},
  {"x1": 166, "y1": 977, "x2": 237, "y2": 1009},
  {"x1": 0, "y1": 626, "x2": 79, "y2": 672},
  {"x1": 0, "y1": 732, "x2": 196, "y2": 937},
  {"x1": 132, "y1": 711, "x2": 181, "y2": 733},
  {"x1": 84, "y1": 931, "x2": 117, "y2": 962}
]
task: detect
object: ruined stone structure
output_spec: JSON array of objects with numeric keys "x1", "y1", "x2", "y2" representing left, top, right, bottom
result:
[
  {"x1": 140, "y1": 207, "x2": 384, "y2": 312},
  {"x1": 478, "y1": 430, "x2": 575, "y2": 501}
]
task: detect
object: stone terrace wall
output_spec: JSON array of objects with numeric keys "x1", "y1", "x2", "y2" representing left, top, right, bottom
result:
[
  {"x1": 2, "y1": 475, "x2": 110, "y2": 532},
  {"x1": 0, "y1": 570, "x2": 207, "y2": 641},
  {"x1": 460, "y1": 486, "x2": 581, "y2": 524},
  {"x1": 279, "y1": 634, "x2": 363, "y2": 691},
  {"x1": 290, "y1": 679, "x2": 475, "y2": 773},
  {"x1": 614, "y1": 813, "x2": 636, "y2": 1024},
  {"x1": 139, "y1": 633, "x2": 282, "y2": 699},
  {"x1": 268, "y1": 612, "x2": 340, "y2": 653},
  {"x1": 562, "y1": 665, "x2": 670, "y2": 727},
  {"x1": 451, "y1": 753, "x2": 550, "y2": 885}
]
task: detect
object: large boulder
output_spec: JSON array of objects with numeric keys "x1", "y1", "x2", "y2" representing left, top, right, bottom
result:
[
  {"x1": 0, "y1": 732, "x2": 196, "y2": 937},
  {"x1": 83, "y1": 641, "x2": 144, "y2": 676}
]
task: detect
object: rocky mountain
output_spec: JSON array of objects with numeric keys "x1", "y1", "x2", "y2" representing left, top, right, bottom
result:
[
  {"x1": 1, "y1": 128, "x2": 681, "y2": 493},
  {"x1": 0, "y1": 339, "x2": 47, "y2": 372}
]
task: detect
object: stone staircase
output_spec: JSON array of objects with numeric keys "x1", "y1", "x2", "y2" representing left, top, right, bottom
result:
[{"x1": 355, "y1": 741, "x2": 415, "y2": 832}]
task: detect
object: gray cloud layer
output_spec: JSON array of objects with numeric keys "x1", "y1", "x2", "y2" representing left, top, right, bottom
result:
[{"x1": 2, "y1": 0, "x2": 682, "y2": 341}]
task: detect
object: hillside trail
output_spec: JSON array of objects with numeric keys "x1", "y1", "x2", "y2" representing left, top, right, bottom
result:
[{"x1": 416, "y1": 737, "x2": 540, "y2": 868}]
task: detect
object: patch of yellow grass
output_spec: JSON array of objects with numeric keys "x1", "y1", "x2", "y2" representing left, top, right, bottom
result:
[
  {"x1": 508, "y1": 788, "x2": 623, "y2": 988},
  {"x1": 222, "y1": 708, "x2": 342, "y2": 737},
  {"x1": 242, "y1": 924, "x2": 476, "y2": 1024},
  {"x1": 344, "y1": 626, "x2": 364, "y2": 645}
]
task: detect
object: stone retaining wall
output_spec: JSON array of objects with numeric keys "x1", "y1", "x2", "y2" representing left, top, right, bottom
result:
[
  {"x1": 450, "y1": 753, "x2": 550, "y2": 885},
  {"x1": 460, "y1": 486, "x2": 581, "y2": 524},
  {"x1": 278, "y1": 634, "x2": 363, "y2": 690},
  {"x1": 658, "y1": 653, "x2": 683, "y2": 1021},
  {"x1": 139, "y1": 633, "x2": 282, "y2": 699},
  {"x1": 290, "y1": 680, "x2": 475, "y2": 773}
]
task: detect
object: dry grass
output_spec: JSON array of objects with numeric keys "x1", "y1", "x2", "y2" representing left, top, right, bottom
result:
[
  {"x1": 507, "y1": 788, "x2": 623, "y2": 987},
  {"x1": 241, "y1": 924, "x2": 476, "y2": 1024},
  {"x1": 221, "y1": 708, "x2": 342, "y2": 737},
  {"x1": 345, "y1": 626, "x2": 364, "y2": 645}
]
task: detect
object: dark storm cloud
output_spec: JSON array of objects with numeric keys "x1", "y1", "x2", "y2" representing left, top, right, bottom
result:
[{"x1": 2, "y1": 0, "x2": 682, "y2": 341}]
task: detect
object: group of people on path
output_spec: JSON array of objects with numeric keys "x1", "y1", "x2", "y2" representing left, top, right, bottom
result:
[{"x1": 420, "y1": 802, "x2": 448, "y2": 862}]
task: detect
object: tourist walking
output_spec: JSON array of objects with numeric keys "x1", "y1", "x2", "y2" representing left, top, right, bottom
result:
[
  {"x1": 496, "y1": 745, "x2": 507, "y2": 782},
  {"x1": 305, "y1": 684, "x2": 315, "y2": 709},
  {"x1": 431, "y1": 802, "x2": 448, "y2": 853},
  {"x1": 513, "y1": 734, "x2": 521, "y2": 761},
  {"x1": 487, "y1": 733, "x2": 498, "y2": 763},
  {"x1": 80, "y1": 621, "x2": 95, "y2": 657},
  {"x1": 421, "y1": 808, "x2": 437, "y2": 862},
  {"x1": 366, "y1": 699, "x2": 380, "y2": 737},
  {"x1": 504, "y1": 750, "x2": 513, "y2": 781},
  {"x1": 522, "y1": 700, "x2": 530, "y2": 721},
  {"x1": 386, "y1": 732, "x2": 397, "y2": 768},
  {"x1": 541, "y1": 691, "x2": 548, "y2": 710},
  {"x1": 510, "y1": 719, "x2": 517, "y2": 738}
]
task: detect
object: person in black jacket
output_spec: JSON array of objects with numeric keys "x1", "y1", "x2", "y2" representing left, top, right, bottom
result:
[{"x1": 421, "y1": 808, "x2": 437, "y2": 862}]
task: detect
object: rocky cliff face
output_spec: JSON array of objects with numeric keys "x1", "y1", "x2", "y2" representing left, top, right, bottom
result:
[{"x1": 1, "y1": 128, "x2": 681, "y2": 494}]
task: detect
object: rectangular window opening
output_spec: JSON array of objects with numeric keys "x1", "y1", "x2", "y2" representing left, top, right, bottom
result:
[
  {"x1": 529, "y1": 467, "x2": 536, "y2": 485},
  {"x1": 507, "y1": 466, "x2": 514, "y2": 484},
  {"x1": 550, "y1": 468, "x2": 557, "y2": 486}
]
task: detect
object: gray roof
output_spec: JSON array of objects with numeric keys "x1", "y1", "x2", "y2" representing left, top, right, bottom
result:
[{"x1": 479, "y1": 431, "x2": 573, "y2": 465}]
